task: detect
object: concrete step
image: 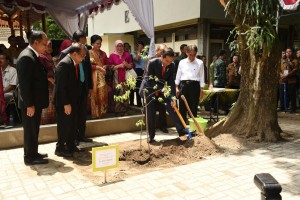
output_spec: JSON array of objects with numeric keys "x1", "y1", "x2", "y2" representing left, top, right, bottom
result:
[{"x1": 0, "y1": 114, "x2": 145, "y2": 149}]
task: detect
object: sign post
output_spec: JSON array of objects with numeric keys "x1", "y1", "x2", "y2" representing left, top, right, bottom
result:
[{"x1": 92, "y1": 145, "x2": 119, "y2": 183}]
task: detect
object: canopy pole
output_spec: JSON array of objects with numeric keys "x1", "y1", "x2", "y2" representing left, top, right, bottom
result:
[
  {"x1": 26, "y1": 11, "x2": 30, "y2": 32},
  {"x1": 8, "y1": 16, "x2": 15, "y2": 36},
  {"x1": 42, "y1": 13, "x2": 46, "y2": 33}
]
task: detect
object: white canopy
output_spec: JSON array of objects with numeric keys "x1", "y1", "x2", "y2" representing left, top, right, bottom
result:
[{"x1": 23, "y1": 0, "x2": 155, "y2": 56}]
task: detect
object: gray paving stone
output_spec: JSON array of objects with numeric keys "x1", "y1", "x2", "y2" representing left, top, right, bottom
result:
[{"x1": 0, "y1": 118, "x2": 299, "y2": 200}]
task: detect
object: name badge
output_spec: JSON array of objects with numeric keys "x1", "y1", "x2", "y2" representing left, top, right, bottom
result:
[{"x1": 284, "y1": 70, "x2": 288, "y2": 75}]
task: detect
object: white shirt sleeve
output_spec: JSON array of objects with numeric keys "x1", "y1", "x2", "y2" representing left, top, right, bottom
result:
[
  {"x1": 10, "y1": 67, "x2": 18, "y2": 86},
  {"x1": 198, "y1": 60, "x2": 205, "y2": 88},
  {"x1": 175, "y1": 60, "x2": 183, "y2": 85}
]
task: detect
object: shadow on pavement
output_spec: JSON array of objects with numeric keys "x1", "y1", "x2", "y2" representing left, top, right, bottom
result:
[
  {"x1": 30, "y1": 159, "x2": 74, "y2": 176},
  {"x1": 68, "y1": 141, "x2": 108, "y2": 166}
]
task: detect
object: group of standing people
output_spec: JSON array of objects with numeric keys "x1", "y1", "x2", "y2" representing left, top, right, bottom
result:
[
  {"x1": 207, "y1": 50, "x2": 242, "y2": 114},
  {"x1": 278, "y1": 47, "x2": 299, "y2": 113},
  {"x1": 17, "y1": 30, "x2": 94, "y2": 165},
  {"x1": 16, "y1": 27, "x2": 244, "y2": 164},
  {"x1": 209, "y1": 50, "x2": 241, "y2": 90},
  {"x1": 16, "y1": 29, "x2": 139, "y2": 164}
]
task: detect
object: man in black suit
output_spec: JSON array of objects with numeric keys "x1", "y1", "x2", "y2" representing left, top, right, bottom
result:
[
  {"x1": 59, "y1": 30, "x2": 93, "y2": 144},
  {"x1": 144, "y1": 48, "x2": 187, "y2": 143},
  {"x1": 54, "y1": 43, "x2": 86, "y2": 157},
  {"x1": 16, "y1": 31, "x2": 49, "y2": 165},
  {"x1": 139, "y1": 44, "x2": 169, "y2": 133}
]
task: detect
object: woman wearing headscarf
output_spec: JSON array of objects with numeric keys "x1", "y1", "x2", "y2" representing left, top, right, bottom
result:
[
  {"x1": 108, "y1": 40, "x2": 133, "y2": 116},
  {"x1": 39, "y1": 41, "x2": 56, "y2": 124},
  {"x1": 89, "y1": 35, "x2": 108, "y2": 118}
]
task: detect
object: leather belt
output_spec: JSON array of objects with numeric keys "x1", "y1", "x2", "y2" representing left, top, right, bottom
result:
[{"x1": 181, "y1": 80, "x2": 199, "y2": 85}]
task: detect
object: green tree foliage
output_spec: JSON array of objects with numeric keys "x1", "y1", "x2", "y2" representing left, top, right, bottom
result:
[
  {"x1": 225, "y1": 0, "x2": 278, "y2": 54},
  {"x1": 32, "y1": 16, "x2": 68, "y2": 40},
  {"x1": 206, "y1": 0, "x2": 282, "y2": 142}
]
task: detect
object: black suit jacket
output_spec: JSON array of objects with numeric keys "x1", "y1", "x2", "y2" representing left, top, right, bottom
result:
[
  {"x1": 16, "y1": 47, "x2": 49, "y2": 110},
  {"x1": 144, "y1": 58, "x2": 176, "y2": 97},
  {"x1": 54, "y1": 55, "x2": 81, "y2": 107},
  {"x1": 59, "y1": 46, "x2": 92, "y2": 95}
]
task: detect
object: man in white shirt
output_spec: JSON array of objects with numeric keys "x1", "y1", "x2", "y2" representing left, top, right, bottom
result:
[
  {"x1": 175, "y1": 45, "x2": 205, "y2": 123},
  {"x1": 0, "y1": 53, "x2": 18, "y2": 103}
]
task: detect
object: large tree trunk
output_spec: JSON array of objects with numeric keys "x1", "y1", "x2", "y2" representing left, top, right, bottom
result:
[{"x1": 206, "y1": 34, "x2": 282, "y2": 142}]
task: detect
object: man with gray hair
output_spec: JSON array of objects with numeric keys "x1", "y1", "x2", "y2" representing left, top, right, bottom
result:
[
  {"x1": 54, "y1": 43, "x2": 87, "y2": 157},
  {"x1": 175, "y1": 44, "x2": 205, "y2": 123},
  {"x1": 17, "y1": 30, "x2": 49, "y2": 165},
  {"x1": 60, "y1": 30, "x2": 93, "y2": 144}
]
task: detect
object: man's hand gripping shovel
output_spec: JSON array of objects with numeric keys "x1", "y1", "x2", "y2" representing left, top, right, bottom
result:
[{"x1": 171, "y1": 100, "x2": 192, "y2": 140}]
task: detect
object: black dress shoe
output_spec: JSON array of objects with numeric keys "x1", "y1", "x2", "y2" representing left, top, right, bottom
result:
[
  {"x1": 36, "y1": 153, "x2": 48, "y2": 159},
  {"x1": 55, "y1": 150, "x2": 73, "y2": 158},
  {"x1": 148, "y1": 138, "x2": 155, "y2": 143},
  {"x1": 74, "y1": 139, "x2": 79, "y2": 146},
  {"x1": 178, "y1": 128, "x2": 188, "y2": 137},
  {"x1": 159, "y1": 127, "x2": 169, "y2": 133},
  {"x1": 71, "y1": 147, "x2": 85, "y2": 153},
  {"x1": 24, "y1": 158, "x2": 48, "y2": 165},
  {"x1": 78, "y1": 137, "x2": 93, "y2": 143}
]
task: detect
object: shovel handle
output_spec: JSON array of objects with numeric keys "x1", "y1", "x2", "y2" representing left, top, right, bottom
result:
[
  {"x1": 181, "y1": 95, "x2": 204, "y2": 134},
  {"x1": 171, "y1": 101, "x2": 187, "y2": 128}
]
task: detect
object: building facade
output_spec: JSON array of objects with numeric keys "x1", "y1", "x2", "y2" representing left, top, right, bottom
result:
[{"x1": 88, "y1": 0, "x2": 300, "y2": 62}]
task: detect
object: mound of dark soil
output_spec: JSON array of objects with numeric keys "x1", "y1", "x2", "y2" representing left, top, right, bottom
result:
[{"x1": 72, "y1": 135, "x2": 221, "y2": 183}]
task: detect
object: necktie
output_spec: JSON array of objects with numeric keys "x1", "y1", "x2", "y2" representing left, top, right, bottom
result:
[
  {"x1": 162, "y1": 66, "x2": 166, "y2": 77},
  {"x1": 75, "y1": 64, "x2": 79, "y2": 80},
  {"x1": 79, "y1": 63, "x2": 85, "y2": 82}
]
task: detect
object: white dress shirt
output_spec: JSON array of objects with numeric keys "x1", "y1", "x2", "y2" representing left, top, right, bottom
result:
[
  {"x1": 175, "y1": 57, "x2": 205, "y2": 88},
  {"x1": 2, "y1": 65, "x2": 18, "y2": 89}
]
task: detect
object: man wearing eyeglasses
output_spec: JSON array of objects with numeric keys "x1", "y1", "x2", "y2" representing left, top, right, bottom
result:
[
  {"x1": 145, "y1": 48, "x2": 187, "y2": 143},
  {"x1": 175, "y1": 45, "x2": 205, "y2": 123},
  {"x1": 60, "y1": 30, "x2": 93, "y2": 145},
  {"x1": 54, "y1": 43, "x2": 87, "y2": 157}
]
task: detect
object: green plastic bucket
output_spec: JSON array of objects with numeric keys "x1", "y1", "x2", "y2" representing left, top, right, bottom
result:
[{"x1": 188, "y1": 117, "x2": 208, "y2": 132}]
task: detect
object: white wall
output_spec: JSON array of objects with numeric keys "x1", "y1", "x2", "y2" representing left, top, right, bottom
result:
[
  {"x1": 152, "y1": 0, "x2": 200, "y2": 27},
  {"x1": 88, "y1": 0, "x2": 201, "y2": 36},
  {"x1": 101, "y1": 34, "x2": 134, "y2": 55},
  {"x1": 88, "y1": 2, "x2": 140, "y2": 36}
]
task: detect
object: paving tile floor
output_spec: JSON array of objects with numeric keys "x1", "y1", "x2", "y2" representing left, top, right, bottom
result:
[{"x1": 0, "y1": 117, "x2": 299, "y2": 200}]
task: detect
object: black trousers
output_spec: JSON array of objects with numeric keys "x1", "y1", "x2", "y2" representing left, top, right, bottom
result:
[
  {"x1": 56, "y1": 105, "x2": 78, "y2": 151},
  {"x1": 21, "y1": 108, "x2": 42, "y2": 161},
  {"x1": 155, "y1": 100, "x2": 167, "y2": 129},
  {"x1": 129, "y1": 89, "x2": 134, "y2": 105},
  {"x1": 279, "y1": 83, "x2": 297, "y2": 111},
  {"x1": 140, "y1": 98, "x2": 167, "y2": 129},
  {"x1": 146, "y1": 95, "x2": 184, "y2": 140},
  {"x1": 77, "y1": 92, "x2": 87, "y2": 140},
  {"x1": 135, "y1": 68, "x2": 144, "y2": 106},
  {"x1": 179, "y1": 81, "x2": 200, "y2": 123}
]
